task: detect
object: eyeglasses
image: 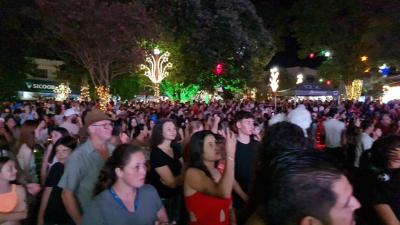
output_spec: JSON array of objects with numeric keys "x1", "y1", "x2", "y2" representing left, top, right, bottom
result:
[{"x1": 90, "y1": 122, "x2": 114, "y2": 129}]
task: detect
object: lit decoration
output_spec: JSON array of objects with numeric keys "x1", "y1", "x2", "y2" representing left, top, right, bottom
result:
[
  {"x1": 364, "y1": 68, "x2": 371, "y2": 73},
  {"x1": 323, "y1": 50, "x2": 331, "y2": 57},
  {"x1": 379, "y1": 64, "x2": 390, "y2": 77},
  {"x1": 213, "y1": 63, "x2": 224, "y2": 76},
  {"x1": 361, "y1": 56, "x2": 368, "y2": 62},
  {"x1": 53, "y1": 83, "x2": 71, "y2": 101},
  {"x1": 309, "y1": 53, "x2": 315, "y2": 59},
  {"x1": 95, "y1": 86, "x2": 110, "y2": 111},
  {"x1": 319, "y1": 78, "x2": 324, "y2": 83},
  {"x1": 79, "y1": 84, "x2": 91, "y2": 102},
  {"x1": 270, "y1": 67, "x2": 279, "y2": 109},
  {"x1": 296, "y1": 73, "x2": 304, "y2": 84},
  {"x1": 325, "y1": 80, "x2": 332, "y2": 86},
  {"x1": 348, "y1": 80, "x2": 363, "y2": 100},
  {"x1": 382, "y1": 85, "x2": 400, "y2": 103},
  {"x1": 139, "y1": 48, "x2": 173, "y2": 101}
]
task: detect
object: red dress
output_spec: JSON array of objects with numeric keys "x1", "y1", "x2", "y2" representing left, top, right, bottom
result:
[{"x1": 185, "y1": 191, "x2": 231, "y2": 225}]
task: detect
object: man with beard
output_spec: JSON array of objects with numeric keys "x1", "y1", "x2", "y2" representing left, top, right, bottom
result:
[{"x1": 60, "y1": 108, "x2": 80, "y2": 137}]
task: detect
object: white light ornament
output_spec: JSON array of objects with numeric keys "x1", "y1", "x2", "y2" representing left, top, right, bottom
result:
[
  {"x1": 296, "y1": 73, "x2": 304, "y2": 84},
  {"x1": 270, "y1": 67, "x2": 279, "y2": 110},
  {"x1": 54, "y1": 83, "x2": 71, "y2": 101},
  {"x1": 139, "y1": 48, "x2": 173, "y2": 102},
  {"x1": 270, "y1": 67, "x2": 279, "y2": 92}
]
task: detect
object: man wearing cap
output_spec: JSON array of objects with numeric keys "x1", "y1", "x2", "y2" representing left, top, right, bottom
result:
[
  {"x1": 60, "y1": 108, "x2": 80, "y2": 137},
  {"x1": 58, "y1": 109, "x2": 115, "y2": 225}
]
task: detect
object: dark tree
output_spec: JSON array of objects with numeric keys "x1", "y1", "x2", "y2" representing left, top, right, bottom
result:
[{"x1": 36, "y1": 0, "x2": 155, "y2": 87}]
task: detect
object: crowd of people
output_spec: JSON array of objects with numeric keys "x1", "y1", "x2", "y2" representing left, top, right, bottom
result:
[{"x1": 0, "y1": 98, "x2": 399, "y2": 225}]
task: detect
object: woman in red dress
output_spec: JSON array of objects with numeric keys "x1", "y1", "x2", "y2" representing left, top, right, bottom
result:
[{"x1": 184, "y1": 130, "x2": 237, "y2": 225}]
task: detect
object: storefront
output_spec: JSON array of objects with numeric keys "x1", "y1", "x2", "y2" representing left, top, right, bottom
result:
[{"x1": 18, "y1": 79, "x2": 79, "y2": 100}]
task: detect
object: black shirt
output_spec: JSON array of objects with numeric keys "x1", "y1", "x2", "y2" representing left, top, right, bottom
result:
[
  {"x1": 371, "y1": 169, "x2": 400, "y2": 219},
  {"x1": 234, "y1": 137, "x2": 259, "y2": 209},
  {"x1": 149, "y1": 146, "x2": 182, "y2": 198},
  {"x1": 44, "y1": 162, "x2": 73, "y2": 224}
]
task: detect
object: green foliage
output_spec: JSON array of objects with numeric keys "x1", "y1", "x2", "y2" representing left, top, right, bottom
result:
[
  {"x1": 160, "y1": 80, "x2": 199, "y2": 103},
  {"x1": 144, "y1": 0, "x2": 276, "y2": 90},
  {"x1": 111, "y1": 73, "x2": 148, "y2": 100}
]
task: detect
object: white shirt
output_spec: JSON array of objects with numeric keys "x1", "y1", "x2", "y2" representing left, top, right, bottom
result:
[
  {"x1": 323, "y1": 118, "x2": 345, "y2": 148},
  {"x1": 354, "y1": 132, "x2": 374, "y2": 167}
]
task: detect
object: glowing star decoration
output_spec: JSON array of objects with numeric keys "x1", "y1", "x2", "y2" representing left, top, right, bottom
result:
[
  {"x1": 269, "y1": 67, "x2": 279, "y2": 92},
  {"x1": 53, "y1": 83, "x2": 71, "y2": 101},
  {"x1": 324, "y1": 51, "x2": 331, "y2": 57},
  {"x1": 296, "y1": 73, "x2": 304, "y2": 84},
  {"x1": 95, "y1": 86, "x2": 110, "y2": 111},
  {"x1": 139, "y1": 48, "x2": 173, "y2": 101},
  {"x1": 361, "y1": 56, "x2": 368, "y2": 62},
  {"x1": 379, "y1": 64, "x2": 390, "y2": 77},
  {"x1": 382, "y1": 85, "x2": 400, "y2": 103}
]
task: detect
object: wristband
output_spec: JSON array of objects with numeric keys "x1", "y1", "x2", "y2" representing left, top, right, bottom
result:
[{"x1": 227, "y1": 156, "x2": 234, "y2": 161}]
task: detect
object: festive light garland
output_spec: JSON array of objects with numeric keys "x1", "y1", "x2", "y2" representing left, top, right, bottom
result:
[
  {"x1": 79, "y1": 84, "x2": 91, "y2": 102},
  {"x1": 54, "y1": 83, "x2": 71, "y2": 101},
  {"x1": 95, "y1": 86, "x2": 110, "y2": 111},
  {"x1": 349, "y1": 80, "x2": 363, "y2": 100}
]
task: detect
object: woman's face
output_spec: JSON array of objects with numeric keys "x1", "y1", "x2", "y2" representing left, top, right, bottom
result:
[
  {"x1": 162, "y1": 122, "x2": 177, "y2": 141},
  {"x1": 0, "y1": 160, "x2": 18, "y2": 182},
  {"x1": 130, "y1": 118, "x2": 138, "y2": 128},
  {"x1": 55, "y1": 144, "x2": 72, "y2": 162},
  {"x1": 6, "y1": 118, "x2": 16, "y2": 129},
  {"x1": 117, "y1": 152, "x2": 147, "y2": 188},
  {"x1": 202, "y1": 134, "x2": 221, "y2": 162}
]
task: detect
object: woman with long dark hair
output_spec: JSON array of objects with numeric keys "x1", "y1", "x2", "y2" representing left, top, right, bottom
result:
[
  {"x1": 37, "y1": 136, "x2": 77, "y2": 225},
  {"x1": 148, "y1": 119, "x2": 183, "y2": 223},
  {"x1": 184, "y1": 130, "x2": 237, "y2": 225},
  {"x1": 82, "y1": 144, "x2": 168, "y2": 225}
]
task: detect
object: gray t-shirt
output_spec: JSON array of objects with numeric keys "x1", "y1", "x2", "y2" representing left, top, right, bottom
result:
[
  {"x1": 81, "y1": 184, "x2": 163, "y2": 225},
  {"x1": 58, "y1": 139, "x2": 115, "y2": 212}
]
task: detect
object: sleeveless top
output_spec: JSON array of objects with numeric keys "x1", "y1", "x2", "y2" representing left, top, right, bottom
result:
[
  {"x1": 185, "y1": 191, "x2": 231, "y2": 225},
  {"x1": 0, "y1": 184, "x2": 18, "y2": 213}
]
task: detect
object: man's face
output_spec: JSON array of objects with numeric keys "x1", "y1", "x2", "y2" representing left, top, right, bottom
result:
[
  {"x1": 327, "y1": 176, "x2": 360, "y2": 225},
  {"x1": 90, "y1": 120, "x2": 113, "y2": 141},
  {"x1": 236, "y1": 118, "x2": 254, "y2": 136}
]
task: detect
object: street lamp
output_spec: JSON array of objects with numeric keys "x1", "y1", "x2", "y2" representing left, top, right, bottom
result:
[
  {"x1": 140, "y1": 48, "x2": 173, "y2": 102},
  {"x1": 270, "y1": 67, "x2": 279, "y2": 110}
]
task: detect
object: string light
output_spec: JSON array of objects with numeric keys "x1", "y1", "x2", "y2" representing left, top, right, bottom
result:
[
  {"x1": 349, "y1": 80, "x2": 363, "y2": 100},
  {"x1": 54, "y1": 83, "x2": 71, "y2": 101},
  {"x1": 95, "y1": 86, "x2": 110, "y2": 111},
  {"x1": 79, "y1": 84, "x2": 91, "y2": 102},
  {"x1": 139, "y1": 48, "x2": 173, "y2": 102}
]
